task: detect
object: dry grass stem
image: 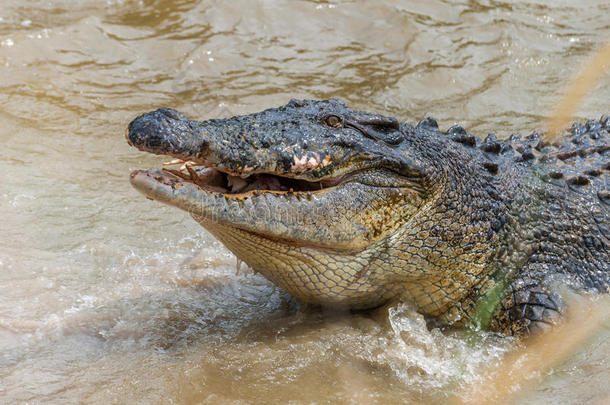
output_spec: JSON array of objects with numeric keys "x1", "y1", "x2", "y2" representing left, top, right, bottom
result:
[
  {"x1": 453, "y1": 296, "x2": 610, "y2": 405},
  {"x1": 546, "y1": 42, "x2": 610, "y2": 141}
]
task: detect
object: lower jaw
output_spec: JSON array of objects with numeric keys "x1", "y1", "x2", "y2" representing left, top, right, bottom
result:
[
  {"x1": 196, "y1": 219, "x2": 395, "y2": 309},
  {"x1": 132, "y1": 169, "x2": 371, "y2": 250},
  {"x1": 191, "y1": 213, "x2": 322, "y2": 250}
]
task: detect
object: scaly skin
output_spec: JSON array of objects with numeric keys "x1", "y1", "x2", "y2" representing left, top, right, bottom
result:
[{"x1": 126, "y1": 99, "x2": 609, "y2": 335}]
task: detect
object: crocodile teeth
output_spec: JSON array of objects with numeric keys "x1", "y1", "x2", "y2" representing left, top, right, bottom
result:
[
  {"x1": 179, "y1": 161, "x2": 199, "y2": 171},
  {"x1": 162, "y1": 158, "x2": 185, "y2": 166},
  {"x1": 160, "y1": 159, "x2": 202, "y2": 170},
  {"x1": 162, "y1": 166, "x2": 228, "y2": 193},
  {"x1": 161, "y1": 162, "x2": 345, "y2": 196},
  {"x1": 162, "y1": 168, "x2": 191, "y2": 180},
  {"x1": 185, "y1": 164, "x2": 200, "y2": 183}
]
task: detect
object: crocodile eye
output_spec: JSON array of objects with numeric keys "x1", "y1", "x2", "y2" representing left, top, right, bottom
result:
[{"x1": 324, "y1": 115, "x2": 343, "y2": 128}]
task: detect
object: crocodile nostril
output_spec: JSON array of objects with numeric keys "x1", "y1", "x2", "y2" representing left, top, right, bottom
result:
[
  {"x1": 126, "y1": 108, "x2": 203, "y2": 157},
  {"x1": 127, "y1": 112, "x2": 165, "y2": 150}
]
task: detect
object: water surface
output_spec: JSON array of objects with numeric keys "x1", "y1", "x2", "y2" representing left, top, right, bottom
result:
[{"x1": 0, "y1": 0, "x2": 608, "y2": 403}]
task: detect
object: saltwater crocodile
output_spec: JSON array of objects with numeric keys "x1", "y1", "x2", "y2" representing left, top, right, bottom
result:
[{"x1": 127, "y1": 99, "x2": 609, "y2": 335}]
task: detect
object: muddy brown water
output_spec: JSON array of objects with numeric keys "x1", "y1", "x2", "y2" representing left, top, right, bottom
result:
[{"x1": 0, "y1": 0, "x2": 608, "y2": 403}]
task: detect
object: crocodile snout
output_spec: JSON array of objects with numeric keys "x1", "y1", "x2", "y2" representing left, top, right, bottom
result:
[{"x1": 126, "y1": 108, "x2": 202, "y2": 158}]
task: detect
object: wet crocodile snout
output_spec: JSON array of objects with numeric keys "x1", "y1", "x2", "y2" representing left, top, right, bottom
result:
[{"x1": 127, "y1": 108, "x2": 202, "y2": 158}]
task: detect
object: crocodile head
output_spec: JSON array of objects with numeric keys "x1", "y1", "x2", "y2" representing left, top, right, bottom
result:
[{"x1": 127, "y1": 99, "x2": 493, "y2": 309}]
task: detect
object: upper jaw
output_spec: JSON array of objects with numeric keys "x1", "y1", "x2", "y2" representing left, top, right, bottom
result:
[
  {"x1": 126, "y1": 108, "x2": 363, "y2": 192},
  {"x1": 126, "y1": 106, "x2": 379, "y2": 182}
]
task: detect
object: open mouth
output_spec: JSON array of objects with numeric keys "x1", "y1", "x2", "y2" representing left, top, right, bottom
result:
[{"x1": 156, "y1": 160, "x2": 345, "y2": 197}]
